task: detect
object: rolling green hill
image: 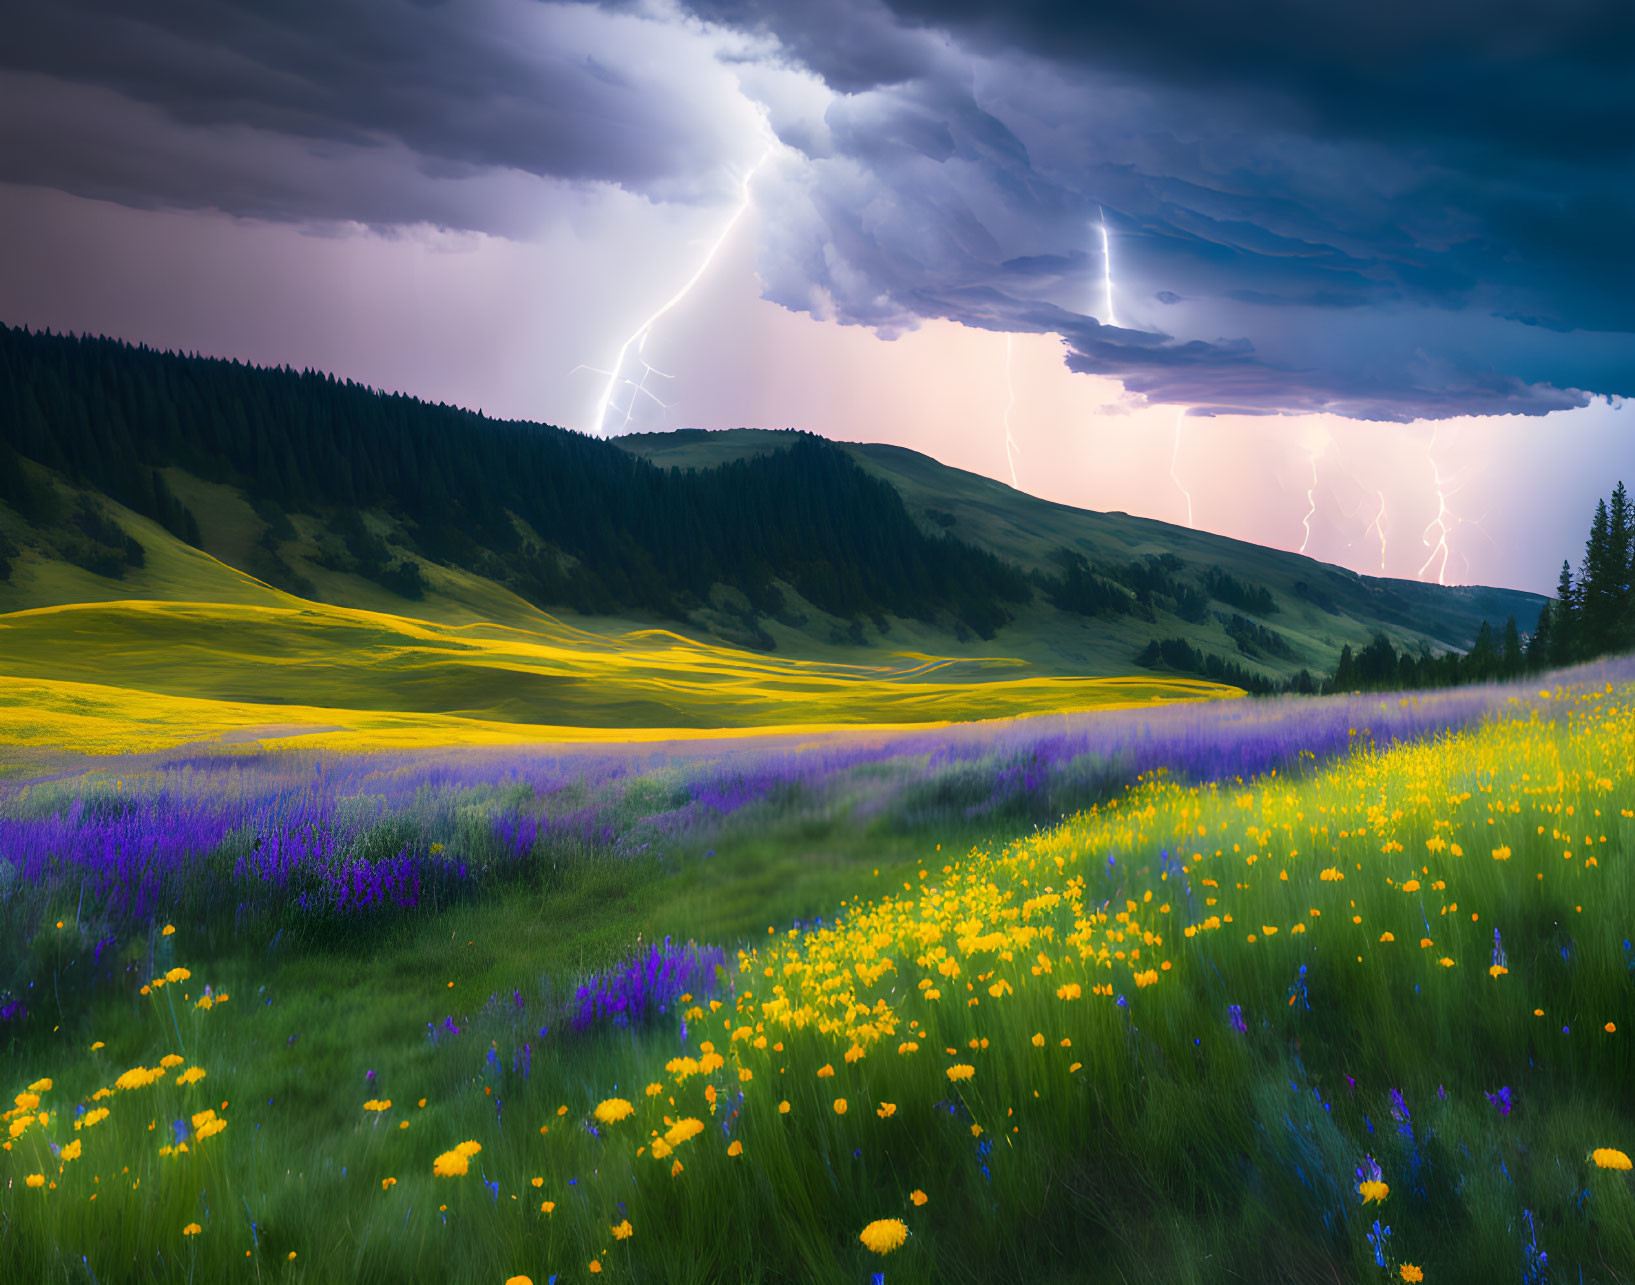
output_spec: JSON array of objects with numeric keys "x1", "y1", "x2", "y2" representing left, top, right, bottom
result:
[
  {"x1": 0, "y1": 326, "x2": 1547, "y2": 751},
  {"x1": 620, "y1": 428, "x2": 1545, "y2": 678}
]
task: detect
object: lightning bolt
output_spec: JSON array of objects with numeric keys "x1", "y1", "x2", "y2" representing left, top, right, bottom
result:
[
  {"x1": 1001, "y1": 333, "x2": 1021, "y2": 487},
  {"x1": 1417, "y1": 433, "x2": 1454, "y2": 585},
  {"x1": 1298, "y1": 453, "x2": 1319, "y2": 555},
  {"x1": 1170, "y1": 407, "x2": 1193, "y2": 527},
  {"x1": 583, "y1": 148, "x2": 772, "y2": 437},
  {"x1": 1098, "y1": 205, "x2": 1118, "y2": 328},
  {"x1": 1363, "y1": 490, "x2": 1388, "y2": 574}
]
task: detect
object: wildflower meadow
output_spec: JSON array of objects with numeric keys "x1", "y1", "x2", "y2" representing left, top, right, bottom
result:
[{"x1": 4, "y1": 666, "x2": 1635, "y2": 1282}]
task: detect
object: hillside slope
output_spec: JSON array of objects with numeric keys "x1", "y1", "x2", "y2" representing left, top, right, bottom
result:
[
  {"x1": 0, "y1": 326, "x2": 1545, "y2": 711},
  {"x1": 619, "y1": 429, "x2": 1544, "y2": 679}
]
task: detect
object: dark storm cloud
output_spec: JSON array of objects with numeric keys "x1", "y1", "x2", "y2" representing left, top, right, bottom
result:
[
  {"x1": 0, "y1": 0, "x2": 761, "y2": 227},
  {"x1": 698, "y1": 0, "x2": 1633, "y2": 417},
  {"x1": 698, "y1": 0, "x2": 1633, "y2": 160},
  {"x1": 4, "y1": 0, "x2": 1629, "y2": 419}
]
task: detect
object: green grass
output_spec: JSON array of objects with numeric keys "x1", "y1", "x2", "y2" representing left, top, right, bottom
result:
[
  {"x1": 5, "y1": 682, "x2": 1635, "y2": 1283},
  {"x1": 0, "y1": 596, "x2": 1236, "y2": 752},
  {"x1": 620, "y1": 428, "x2": 1546, "y2": 672},
  {"x1": 3, "y1": 439, "x2": 1544, "y2": 695}
]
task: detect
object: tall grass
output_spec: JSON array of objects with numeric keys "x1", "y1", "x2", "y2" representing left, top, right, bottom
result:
[{"x1": 4, "y1": 671, "x2": 1635, "y2": 1281}]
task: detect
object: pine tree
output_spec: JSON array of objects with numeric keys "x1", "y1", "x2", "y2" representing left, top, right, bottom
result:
[
  {"x1": 1553, "y1": 560, "x2": 1579, "y2": 666},
  {"x1": 1580, "y1": 497, "x2": 1612, "y2": 655},
  {"x1": 1501, "y1": 616, "x2": 1523, "y2": 677},
  {"x1": 1528, "y1": 600, "x2": 1554, "y2": 671},
  {"x1": 1610, "y1": 481, "x2": 1633, "y2": 652},
  {"x1": 1332, "y1": 642, "x2": 1356, "y2": 691},
  {"x1": 1462, "y1": 619, "x2": 1496, "y2": 682}
]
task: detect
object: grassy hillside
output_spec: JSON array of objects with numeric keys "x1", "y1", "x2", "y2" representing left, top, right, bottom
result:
[
  {"x1": 619, "y1": 428, "x2": 1545, "y2": 676},
  {"x1": 0, "y1": 594, "x2": 1236, "y2": 754},
  {"x1": 5, "y1": 668, "x2": 1633, "y2": 1283},
  {"x1": 0, "y1": 461, "x2": 1232, "y2": 754},
  {"x1": 0, "y1": 331, "x2": 1550, "y2": 752}
]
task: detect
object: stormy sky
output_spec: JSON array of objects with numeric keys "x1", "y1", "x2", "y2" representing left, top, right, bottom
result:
[{"x1": 1, "y1": 0, "x2": 1630, "y2": 594}]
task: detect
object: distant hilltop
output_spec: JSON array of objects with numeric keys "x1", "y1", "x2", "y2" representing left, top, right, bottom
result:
[{"x1": 1, "y1": 324, "x2": 1542, "y2": 687}]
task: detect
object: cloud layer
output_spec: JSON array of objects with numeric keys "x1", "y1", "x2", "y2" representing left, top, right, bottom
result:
[{"x1": 2, "y1": 0, "x2": 1630, "y2": 420}]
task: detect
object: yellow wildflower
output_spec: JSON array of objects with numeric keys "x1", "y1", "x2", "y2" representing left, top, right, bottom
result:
[
  {"x1": 663, "y1": 1118, "x2": 705, "y2": 1146},
  {"x1": 910, "y1": 1189, "x2": 928, "y2": 1206},
  {"x1": 432, "y1": 1150, "x2": 470, "y2": 1177},
  {"x1": 1358, "y1": 1180, "x2": 1390, "y2": 1203},
  {"x1": 610, "y1": 1219, "x2": 633, "y2": 1240},
  {"x1": 1592, "y1": 1148, "x2": 1632, "y2": 1170},
  {"x1": 593, "y1": 1098, "x2": 634, "y2": 1125},
  {"x1": 181, "y1": 1223, "x2": 201, "y2": 1236},
  {"x1": 859, "y1": 1218, "x2": 909, "y2": 1255},
  {"x1": 25, "y1": 1173, "x2": 44, "y2": 1188},
  {"x1": 946, "y1": 1064, "x2": 975, "y2": 1082}
]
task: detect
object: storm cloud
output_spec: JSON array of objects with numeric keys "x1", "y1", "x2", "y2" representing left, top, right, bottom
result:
[{"x1": 2, "y1": 0, "x2": 1630, "y2": 420}]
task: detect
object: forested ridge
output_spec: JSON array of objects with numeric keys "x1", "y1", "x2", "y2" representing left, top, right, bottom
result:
[{"x1": 0, "y1": 324, "x2": 1030, "y2": 636}]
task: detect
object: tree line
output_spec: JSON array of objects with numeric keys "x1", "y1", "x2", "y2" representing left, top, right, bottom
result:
[
  {"x1": 0, "y1": 324, "x2": 1029, "y2": 638},
  {"x1": 1539, "y1": 482, "x2": 1635, "y2": 666},
  {"x1": 1324, "y1": 481, "x2": 1635, "y2": 693}
]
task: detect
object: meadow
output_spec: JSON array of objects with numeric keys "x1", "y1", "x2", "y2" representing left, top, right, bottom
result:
[
  {"x1": 3, "y1": 664, "x2": 1635, "y2": 1283},
  {"x1": 0, "y1": 596, "x2": 1239, "y2": 754}
]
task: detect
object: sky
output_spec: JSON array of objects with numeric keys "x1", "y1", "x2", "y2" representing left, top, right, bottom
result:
[{"x1": 1, "y1": 0, "x2": 1630, "y2": 596}]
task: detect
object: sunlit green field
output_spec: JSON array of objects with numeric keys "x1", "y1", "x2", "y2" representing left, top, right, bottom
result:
[
  {"x1": 0, "y1": 597, "x2": 1235, "y2": 754},
  {"x1": 5, "y1": 680, "x2": 1634, "y2": 1283}
]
